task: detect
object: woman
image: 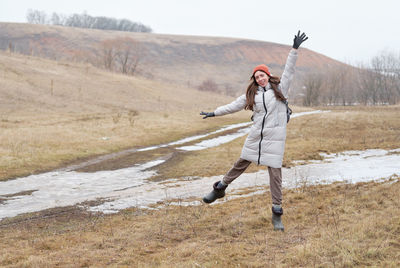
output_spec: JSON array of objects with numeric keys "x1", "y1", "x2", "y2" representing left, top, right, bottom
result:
[{"x1": 200, "y1": 31, "x2": 308, "y2": 231}]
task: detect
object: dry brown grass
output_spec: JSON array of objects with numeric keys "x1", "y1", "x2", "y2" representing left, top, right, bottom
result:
[
  {"x1": 1, "y1": 48, "x2": 400, "y2": 267},
  {"x1": 1, "y1": 177, "x2": 399, "y2": 267},
  {"x1": 157, "y1": 105, "x2": 400, "y2": 179},
  {"x1": 0, "y1": 110, "x2": 248, "y2": 180},
  {"x1": 285, "y1": 105, "x2": 400, "y2": 163},
  {"x1": 0, "y1": 49, "x2": 319, "y2": 181},
  {"x1": 0, "y1": 51, "x2": 240, "y2": 180},
  {"x1": 1, "y1": 105, "x2": 398, "y2": 267}
]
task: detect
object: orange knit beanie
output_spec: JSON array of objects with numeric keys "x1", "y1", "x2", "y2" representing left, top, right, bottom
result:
[{"x1": 252, "y1": 64, "x2": 271, "y2": 77}]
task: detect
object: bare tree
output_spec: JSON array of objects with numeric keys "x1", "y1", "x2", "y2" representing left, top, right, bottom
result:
[
  {"x1": 50, "y1": 12, "x2": 62, "y2": 25},
  {"x1": 357, "y1": 65, "x2": 380, "y2": 105},
  {"x1": 114, "y1": 37, "x2": 142, "y2": 75},
  {"x1": 372, "y1": 51, "x2": 400, "y2": 104},
  {"x1": 302, "y1": 73, "x2": 323, "y2": 106},
  {"x1": 324, "y1": 66, "x2": 342, "y2": 105},
  {"x1": 355, "y1": 69, "x2": 370, "y2": 105},
  {"x1": 26, "y1": 9, "x2": 47, "y2": 24},
  {"x1": 356, "y1": 51, "x2": 400, "y2": 105},
  {"x1": 100, "y1": 39, "x2": 117, "y2": 70},
  {"x1": 339, "y1": 66, "x2": 357, "y2": 105},
  {"x1": 98, "y1": 37, "x2": 143, "y2": 75},
  {"x1": 80, "y1": 11, "x2": 95, "y2": 28}
]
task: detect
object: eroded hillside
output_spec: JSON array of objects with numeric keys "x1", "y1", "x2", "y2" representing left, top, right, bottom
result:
[{"x1": 0, "y1": 22, "x2": 344, "y2": 97}]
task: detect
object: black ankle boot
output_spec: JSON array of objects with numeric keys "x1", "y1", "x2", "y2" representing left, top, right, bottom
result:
[
  {"x1": 203, "y1": 181, "x2": 227, "y2": 204},
  {"x1": 271, "y1": 205, "x2": 284, "y2": 231}
]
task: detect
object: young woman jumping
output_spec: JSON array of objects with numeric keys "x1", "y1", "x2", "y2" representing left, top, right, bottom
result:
[{"x1": 200, "y1": 31, "x2": 308, "y2": 231}]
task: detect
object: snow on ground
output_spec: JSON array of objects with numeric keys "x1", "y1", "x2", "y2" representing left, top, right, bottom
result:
[
  {"x1": 88, "y1": 148, "x2": 400, "y2": 213},
  {"x1": 1, "y1": 110, "x2": 398, "y2": 220}
]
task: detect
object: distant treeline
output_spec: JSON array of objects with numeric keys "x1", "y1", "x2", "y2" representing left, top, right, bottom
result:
[
  {"x1": 26, "y1": 9, "x2": 152, "y2": 33},
  {"x1": 301, "y1": 51, "x2": 400, "y2": 106}
]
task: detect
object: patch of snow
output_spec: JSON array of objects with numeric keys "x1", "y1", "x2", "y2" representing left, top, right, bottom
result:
[
  {"x1": 290, "y1": 110, "x2": 330, "y2": 118},
  {"x1": 178, "y1": 127, "x2": 250, "y2": 151},
  {"x1": 0, "y1": 159, "x2": 165, "y2": 220},
  {"x1": 5, "y1": 110, "x2": 397, "y2": 220},
  {"x1": 177, "y1": 111, "x2": 329, "y2": 151},
  {"x1": 88, "y1": 148, "x2": 400, "y2": 214}
]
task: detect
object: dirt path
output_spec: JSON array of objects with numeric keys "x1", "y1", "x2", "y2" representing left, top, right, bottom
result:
[{"x1": 9, "y1": 111, "x2": 399, "y2": 222}]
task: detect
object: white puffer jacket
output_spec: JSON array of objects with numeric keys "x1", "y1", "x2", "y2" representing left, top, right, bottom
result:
[{"x1": 214, "y1": 49, "x2": 298, "y2": 168}]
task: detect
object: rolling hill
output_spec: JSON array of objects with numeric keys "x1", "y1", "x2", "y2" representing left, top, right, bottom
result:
[
  {"x1": 0, "y1": 22, "x2": 345, "y2": 100},
  {"x1": 0, "y1": 22, "x2": 347, "y2": 180}
]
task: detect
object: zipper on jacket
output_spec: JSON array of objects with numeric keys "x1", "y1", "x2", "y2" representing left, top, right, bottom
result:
[{"x1": 258, "y1": 90, "x2": 268, "y2": 165}]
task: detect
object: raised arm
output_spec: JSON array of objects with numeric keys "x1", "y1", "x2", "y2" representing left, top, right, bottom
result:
[{"x1": 280, "y1": 31, "x2": 308, "y2": 98}]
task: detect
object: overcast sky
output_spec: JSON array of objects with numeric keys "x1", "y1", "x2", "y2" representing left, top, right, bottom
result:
[{"x1": 1, "y1": 0, "x2": 399, "y2": 64}]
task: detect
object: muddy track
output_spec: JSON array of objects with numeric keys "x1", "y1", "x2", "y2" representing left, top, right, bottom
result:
[{"x1": 67, "y1": 123, "x2": 251, "y2": 173}]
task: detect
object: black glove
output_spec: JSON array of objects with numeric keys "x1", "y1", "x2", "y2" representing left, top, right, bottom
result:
[
  {"x1": 200, "y1": 111, "x2": 215, "y2": 119},
  {"x1": 293, "y1": 30, "x2": 308, "y2": 49}
]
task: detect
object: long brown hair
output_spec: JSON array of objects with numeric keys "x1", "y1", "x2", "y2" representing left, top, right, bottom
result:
[{"x1": 245, "y1": 74, "x2": 286, "y2": 111}]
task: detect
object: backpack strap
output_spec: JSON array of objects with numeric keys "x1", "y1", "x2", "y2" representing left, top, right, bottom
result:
[{"x1": 282, "y1": 99, "x2": 292, "y2": 123}]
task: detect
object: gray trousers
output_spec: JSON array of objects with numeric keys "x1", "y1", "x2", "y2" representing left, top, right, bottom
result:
[{"x1": 222, "y1": 158, "x2": 282, "y2": 205}]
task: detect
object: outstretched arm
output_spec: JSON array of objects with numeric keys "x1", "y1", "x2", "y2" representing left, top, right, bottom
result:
[{"x1": 200, "y1": 94, "x2": 247, "y2": 119}]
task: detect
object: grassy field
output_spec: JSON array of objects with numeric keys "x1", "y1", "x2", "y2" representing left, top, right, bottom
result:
[
  {"x1": 157, "y1": 105, "x2": 400, "y2": 179},
  {"x1": 1, "y1": 105, "x2": 399, "y2": 267},
  {"x1": 1, "y1": 51, "x2": 400, "y2": 267},
  {"x1": 0, "y1": 51, "x2": 316, "y2": 181},
  {"x1": 1, "y1": 177, "x2": 399, "y2": 267},
  {"x1": 0, "y1": 110, "x2": 249, "y2": 181},
  {"x1": 0, "y1": 50, "x2": 239, "y2": 181}
]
